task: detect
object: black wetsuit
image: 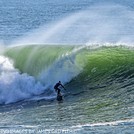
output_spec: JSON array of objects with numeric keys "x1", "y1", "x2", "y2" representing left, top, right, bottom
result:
[{"x1": 54, "y1": 82, "x2": 62, "y2": 95}]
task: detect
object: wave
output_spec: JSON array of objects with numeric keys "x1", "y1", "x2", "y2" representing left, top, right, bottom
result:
[{"x1": 0, "y1": 44, "x2": 134, "y2": 104}]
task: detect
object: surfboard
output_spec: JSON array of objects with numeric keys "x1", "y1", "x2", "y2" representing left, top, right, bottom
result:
[{"x1": 57, "y1": 94, "x2": 63, "y2": 101}]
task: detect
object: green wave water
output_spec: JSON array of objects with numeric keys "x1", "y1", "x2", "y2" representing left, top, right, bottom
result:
[
  {"x1": 4, "y1": 45, "x2": 134, "y2": 86},
  {"x1": 4, "y1": 45, "x2": 74, "y2": 77}
]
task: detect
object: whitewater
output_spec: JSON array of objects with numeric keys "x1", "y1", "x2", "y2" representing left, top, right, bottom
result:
[{"x1": 0, "y1": 0, "x2": 134, "y2": 133}]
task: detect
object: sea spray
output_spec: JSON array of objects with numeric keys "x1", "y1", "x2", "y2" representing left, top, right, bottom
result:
[{"x1": 10, "y1": 3, "x2": 134, "y2": 46}]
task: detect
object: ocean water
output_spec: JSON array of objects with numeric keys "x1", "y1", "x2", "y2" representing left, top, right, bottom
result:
[{"x1": 0, "y1": 0, "x2": 134, "y2": 134}]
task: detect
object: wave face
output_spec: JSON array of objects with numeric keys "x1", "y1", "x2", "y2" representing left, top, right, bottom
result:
[
  {"x1": 1, "y1": 44, "x2": 133, "y2": 106},
  {"x1": 1, "y1": 45, "x2": 83, "y2": 104},
  {"x1": 4, "y1": 45, "x2": 84, "y2": 87}
]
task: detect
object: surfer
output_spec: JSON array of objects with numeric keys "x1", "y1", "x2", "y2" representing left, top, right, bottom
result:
[{"x1": 54, "y1": 81, "x2": 66, "y2": 96}]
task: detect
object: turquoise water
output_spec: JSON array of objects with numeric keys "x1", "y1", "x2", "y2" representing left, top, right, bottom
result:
[{"x1": 0, "y1": 0, "x2": 134, "y2": 133}]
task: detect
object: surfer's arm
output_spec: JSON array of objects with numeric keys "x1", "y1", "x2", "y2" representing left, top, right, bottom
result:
[{"x1": 61, "y1": 84, "x2": 66, "y2": 90}]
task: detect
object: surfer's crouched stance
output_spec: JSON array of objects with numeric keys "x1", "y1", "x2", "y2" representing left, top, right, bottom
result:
[{"x1": 54, "y1": 81, "x2": 66, "y2": 101}]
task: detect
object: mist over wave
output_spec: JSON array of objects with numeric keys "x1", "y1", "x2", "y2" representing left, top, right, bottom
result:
[{"x1": 10, "y1": 3, "x2": 134, "y2": 46}]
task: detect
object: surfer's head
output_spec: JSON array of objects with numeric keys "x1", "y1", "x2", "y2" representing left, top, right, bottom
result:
[{"x1": 59, "y1": 81, "x2": 61, "y2": 83}]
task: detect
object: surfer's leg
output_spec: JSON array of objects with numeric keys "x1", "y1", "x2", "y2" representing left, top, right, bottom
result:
[{"x1": 57, "y1": 88, "x2": 61, "y2": 95}]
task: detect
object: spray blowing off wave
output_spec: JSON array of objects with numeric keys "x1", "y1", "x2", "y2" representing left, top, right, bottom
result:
[{"x1": 10, "y1": 3, "x2": 134, "y2": 46}]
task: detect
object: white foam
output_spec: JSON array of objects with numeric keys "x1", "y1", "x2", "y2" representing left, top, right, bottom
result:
[
  {"x1": 0, "y1": 56, "x2": 46, "y2": 104},
  {"x1": 71, "y1": 118, "x2": 134, "y2": 129}
]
